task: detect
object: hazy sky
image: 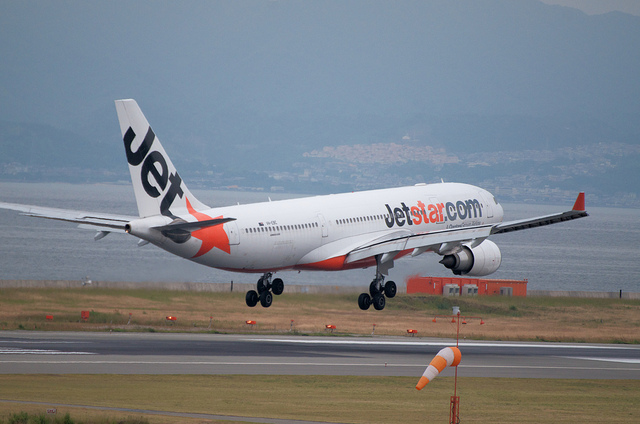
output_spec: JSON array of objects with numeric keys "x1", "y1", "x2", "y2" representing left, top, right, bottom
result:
[
  {"x1": 1, "y1": 0, "x2": 638, "y2": 148},
  {"x1": 540, "y1": 0, "x2": 640, "y2": 16},
  {"x1": 0, "y1": 0, "x2": 638, "y2": 205}
]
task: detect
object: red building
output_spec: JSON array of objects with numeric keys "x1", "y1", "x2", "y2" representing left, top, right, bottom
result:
[{"x1": 406, "y1": 275, "x2": 527, "y2": 297}]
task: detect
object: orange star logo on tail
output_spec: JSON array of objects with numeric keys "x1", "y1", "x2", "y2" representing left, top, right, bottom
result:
[{"x1": 186, "y1": 198, "x2": 231, "y2": 257}]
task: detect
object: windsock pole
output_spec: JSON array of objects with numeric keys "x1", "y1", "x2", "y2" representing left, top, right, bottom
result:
[
  {"x1": 452, "y1": 311, "x2": 460, "y2": 424},
  {"x1": 451, "y1": 310, "x2": 461, "y2": 424},
  {"x1": 421, "y1": 308, "x2": 483, "y2": 424},
  {"x1": 451, "y1": 359, "x2": 460, "y2": 424}
]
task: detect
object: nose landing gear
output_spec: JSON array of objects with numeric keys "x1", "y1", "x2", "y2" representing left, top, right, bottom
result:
[{"x1": 246, "y1": 272, "x2": 284, "y2": 308}]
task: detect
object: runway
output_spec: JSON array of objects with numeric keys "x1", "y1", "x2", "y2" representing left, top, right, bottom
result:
[{"x1": 1, "y1": 331, "x2": 639, "y2": 379}]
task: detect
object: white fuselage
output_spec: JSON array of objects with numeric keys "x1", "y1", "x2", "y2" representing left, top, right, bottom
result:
[{"x1": 128, "y1": 182, "x2": 504, "y2": 273}]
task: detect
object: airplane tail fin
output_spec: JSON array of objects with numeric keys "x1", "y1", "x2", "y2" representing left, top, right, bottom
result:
[{"x1": 114, "y1": 99, "x2": 208, "y2": 218}]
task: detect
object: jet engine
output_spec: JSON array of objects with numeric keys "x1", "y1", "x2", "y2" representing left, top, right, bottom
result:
[{"x1": 439, "y1": 240, "x2": 502, "y2": 276}]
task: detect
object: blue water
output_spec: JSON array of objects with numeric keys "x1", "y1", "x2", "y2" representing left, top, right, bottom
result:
[{"x1": 1, "y1": 182, "x2": 639, "y2": 293}]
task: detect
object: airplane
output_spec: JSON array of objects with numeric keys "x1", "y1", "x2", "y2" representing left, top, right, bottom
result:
[{"x1": 0, "y1": 99, "x2": 588, "y2": 311}]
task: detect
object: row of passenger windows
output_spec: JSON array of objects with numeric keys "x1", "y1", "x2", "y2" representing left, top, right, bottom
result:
[
  {"x1": 336, "y1": 215, "x2": 388, "y2": 225},
  {"x1": 243, "y1": 214, "x2": 389, "y2": 235},
  {"x1": 244, "y1": 222, "x2": 319, "y2": 234}
]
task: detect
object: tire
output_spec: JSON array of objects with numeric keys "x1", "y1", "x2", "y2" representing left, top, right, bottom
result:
[
  {"x1": 358, "y1": 293, "x2": 372, "y2": 310},
  {"x1": 260, "y1": 290, "x2": 273, "y2": 308},
  {"x1": 384, "y1": 281, "x2": 397, "y2": 298},
  {"x1": 369, "y1": 281, "x2": 380, "y2": 296},
  {"x1": 272, "y1": 278, "x2": 284, "y2": 295},
  {"x1": 245, "y1": 290, "x2": 259, "y2": 307},
  {"x1": 372, "y1": 293, "x2": 386, "y2": 311}
]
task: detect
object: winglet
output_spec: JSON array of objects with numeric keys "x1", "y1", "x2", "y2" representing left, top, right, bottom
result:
[{"x1": 572, "y1": 192, "x2": 585, "y2": 211}]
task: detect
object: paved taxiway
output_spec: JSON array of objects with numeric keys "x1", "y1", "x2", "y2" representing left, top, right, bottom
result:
[{"x1": 1, "y1": 332, "x2": 639, "y2": 379}]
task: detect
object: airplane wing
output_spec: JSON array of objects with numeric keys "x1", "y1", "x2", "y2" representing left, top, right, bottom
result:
[
  {"x1": 345, "y1": 224, "x2": 494, "y2": 264},
  {"x1": 153, "y1": 217, "x2": 236, "y2": 232},
  {"x1": 491, "y1": 192, "x2": 587, "y2": 234},
  {"x1": 0, "y1": 201, "x2": 135, "y2": 233},
  {"x1": 343, "y1": 192, "x2": 587, "y2": 266},
  {"x1": 299, "y1": 223, "x2": 493, "y2": 273}
]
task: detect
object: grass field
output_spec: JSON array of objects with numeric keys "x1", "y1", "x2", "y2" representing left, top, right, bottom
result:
[
  {"x1": 0, "y1": 375, "x2": 638, "y2": 424},
  {"x1": 1, "y1": 287, "x2": 639, "y2": 423},
  {"x1": 0, "y1": 287, "x2": 639, "y2": 343}
]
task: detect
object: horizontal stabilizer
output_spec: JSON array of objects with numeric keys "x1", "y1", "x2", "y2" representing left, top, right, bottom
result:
[{"x1": 153, "y1": 217, "x2": 236, "y2": 232}]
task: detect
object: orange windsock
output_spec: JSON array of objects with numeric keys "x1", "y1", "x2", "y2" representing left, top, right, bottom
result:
[{"x1": 416, "y1": 346, "x2": 461, "y2": 390}]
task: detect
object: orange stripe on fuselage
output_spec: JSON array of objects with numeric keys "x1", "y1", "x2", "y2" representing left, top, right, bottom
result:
[
  {"x1": 296, "y1": 255, "x2": 349, "y2": 271},
  {"x1": 295, "y1": 249, "x2": 413, "y2": 271}
]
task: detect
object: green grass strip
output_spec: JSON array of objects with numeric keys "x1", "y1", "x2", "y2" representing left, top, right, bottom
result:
[{"x1": 0, "y1": 375, "x2": 638, "y2": 423}]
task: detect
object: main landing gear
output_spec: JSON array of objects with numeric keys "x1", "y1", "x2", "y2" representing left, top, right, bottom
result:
[
  {"x1": 358, "y1": 254, "x2": 396, "y2": 311},
  {"x1": 245, "y1": 272, "x2": 284, "y2": 308},
  {"x1": 358, "y1": 273, "x2": 396, "y2": 311}
]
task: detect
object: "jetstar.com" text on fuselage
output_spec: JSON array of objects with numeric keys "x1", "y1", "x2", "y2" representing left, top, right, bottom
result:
[{"x1": 384, "y1": 199, "x2": 482, "y2": 228}]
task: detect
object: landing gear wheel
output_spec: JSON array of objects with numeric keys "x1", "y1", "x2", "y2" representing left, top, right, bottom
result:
[
  {"x1": 358, "y1": 293, "x2": 372, "y2": 310},
  {"x1": 272, "y1": 278, "x2": 284, "y2": 295},
  {"x1": 246, "y1": 290, "x2": 259, "y2": 307},
  {"x1": 369, "y1": 281, "x2": 381, "y2": 296},
  {"x1": 372, "y1": 293, "x2": 386, "y2": 311},
  {"x1": 259, "y1": 291, "x2": 273, "y2": 308},
  {"x1": 384, "y1": 281, "x2": 397, "y2": 298}
]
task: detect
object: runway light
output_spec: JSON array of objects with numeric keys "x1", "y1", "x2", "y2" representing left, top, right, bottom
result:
[
  {"x1": 246, "y1": 320, "x2": 256, "y2": 325},
  {"x1": 166, "y1": 316, "x2": 177, "y2": 321}
]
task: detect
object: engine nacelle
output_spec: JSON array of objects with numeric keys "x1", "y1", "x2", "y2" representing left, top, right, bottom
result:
[{"x1": 439, "y1": 240, "x2": 502, "y2": 276}]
